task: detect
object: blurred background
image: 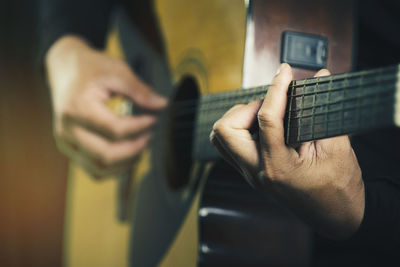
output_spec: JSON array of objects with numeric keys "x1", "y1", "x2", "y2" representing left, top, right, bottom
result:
[{"x1": 0, "y1": 1, "x2": 68, "y2": 266}]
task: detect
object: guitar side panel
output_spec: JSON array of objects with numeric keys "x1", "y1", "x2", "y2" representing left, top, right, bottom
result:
[{"x1": 243, "y1": 0, "x2": 355, "y2": 88}]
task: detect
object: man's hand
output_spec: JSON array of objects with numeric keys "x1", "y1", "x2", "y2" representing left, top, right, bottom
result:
[
  {"x1": 46, "y1": 35, "x2": 167, "y2": 177},
  {"x1": 210, "y1": 63, "x2": 365, "y2": 239}
]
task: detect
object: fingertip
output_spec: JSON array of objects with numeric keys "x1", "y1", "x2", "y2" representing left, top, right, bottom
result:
[
  {"x1": 276, "y1": 63, "x2": 292, "y2": 77},
  {"x1": 314, "y1": 68, "x2": 331, "y2": 77}
]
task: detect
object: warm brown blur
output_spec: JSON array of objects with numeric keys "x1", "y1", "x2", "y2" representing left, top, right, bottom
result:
[{"x1": 0, "y1": 2, "x2": 68, "y2": 266}]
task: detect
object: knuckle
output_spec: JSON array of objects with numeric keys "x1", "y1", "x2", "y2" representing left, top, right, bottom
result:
[
  {"x1": 233, "y1": 103, "x2": 246, "y2": 109},
  {"x1": 108, "y1": 123, "x2": 125, "y2": 140},
  {"x1": 264, "y1": 167, "x2": 279, "y2": 182},
  {"x1": 212, "y1": 120, "x2": 226, "y2": 137},
  {"x1": 226, "y1": 104, "x2": 245, "y2": 115},
  {"x1": 257, "y1": 109, "x2": 275, "y2": 127},
  {"x1": 209, "y1": 130, "x2": 218, "y2": 144},
  {"x1": 269, "y1": 80, "x2": 282, "y2": 89}
]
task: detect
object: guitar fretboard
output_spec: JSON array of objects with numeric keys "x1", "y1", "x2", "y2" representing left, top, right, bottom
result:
[{"x1": 192, "y1": 65, "x2": 400, "y2": 160}]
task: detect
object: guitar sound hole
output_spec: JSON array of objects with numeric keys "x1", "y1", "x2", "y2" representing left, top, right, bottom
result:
[{"x1": 165, "y1": 77, "x2": 199, "y2": 189}]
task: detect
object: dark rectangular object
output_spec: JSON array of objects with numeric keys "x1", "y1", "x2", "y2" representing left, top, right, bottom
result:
[{"x1": 281, "y1": 31, "x2": 328, "y2": 70}]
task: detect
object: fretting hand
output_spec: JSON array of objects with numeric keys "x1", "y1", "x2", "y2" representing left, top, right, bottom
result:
[{"x1": 210, "y1": 63, "x2": 365, "y2": 239}]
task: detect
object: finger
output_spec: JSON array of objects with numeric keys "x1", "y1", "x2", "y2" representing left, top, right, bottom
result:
[
  {"x1": 105, "y1": 69, "x2": 167, "y2": 110},
  {"x1": 314, "y1": 68, "x2": 331, "y2": 77},
  {"x1": 211, "y1": 100, "x2": 262, "y2": 172},
  {"x1": 64, "y1": 124, "x2": 152, "y2": 169},
  {"x1": 211, "y1": 130, "x2": 260, "y2": 186},
  {"x1": 218, "y1": 99, "x2": 263, "y2": 131},
  {"x1": 65, "y1": 99, "x2": 157, "y2": 141},
  {"x1": 72, "y1": 148, "x2": 137, "y2": 178},
  {"x1": 89, "y1": 157, "x2": 137, "y2": 178},
  {"x1": 210, "y1": 130, "x2": 243, "y2": 173},
  {"x1": 258, "y1": 63, "x2": 292, "y2": 156}
]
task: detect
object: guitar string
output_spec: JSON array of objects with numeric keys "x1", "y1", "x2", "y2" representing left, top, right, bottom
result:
[
  {"x1": 161, "y1": 65, "x2": 397, "y2": 114},
  {"x1": 166, "y1": 94, "x2": 395, "y2": 145},
  {"x1": 170, "y1": 97, "x2": 394, "y2": 150},
  {"x1": 166, "y1": 73, "x2": 397, "y2": 119},
  {"x1": 170, "y1": 96, "x2": 394, "y2": 139},
  {"x1": 132, "y1": 66, "x2": 397, "y2": 144},
  {"x1": 168, "y1": 80, "x2": 396, "y2": 127}
]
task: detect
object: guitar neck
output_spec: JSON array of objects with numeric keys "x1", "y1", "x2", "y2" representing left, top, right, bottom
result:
[{"x1": 193, "y1": 65, "x2": 400, "y2": 160}]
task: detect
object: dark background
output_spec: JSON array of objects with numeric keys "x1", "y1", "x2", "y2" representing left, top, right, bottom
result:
[{"x1": 0, "y1": 1, "x2": 67, "y2": 266}]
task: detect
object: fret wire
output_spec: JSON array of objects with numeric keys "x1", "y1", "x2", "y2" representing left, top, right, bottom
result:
[
  {"x1": 289, "y1": 76, "x2": 395, "y2": 99},
  {"x1": 198, "y1": 72, "x2": 397, "y2": 114},
  {"x1": 288, "y1": 84, "x2": 395, "y2": 115},
  {"x1": 287, "y1": 101, "x2": 393, "y2": 128},
  {"x1": 196, "y1": 85, "x2": 396, "y2": 139},
  {"x1": 293, "y1": 112, "x2": 391, "y2": 142},
  {"x1": 298, "y1": 83, "x2": 306, "y2": 142},
  {"x1": 341, "y1": 75, "x2": 348, "y2": 134},
  {"x1": 194, "y1": 65, "x2": 399, "y2": 146},
  {"x1": 311, "y1": 78, "x2": 318, "y2": 139},
  {"x1": 284, "y1": 96, "x2": 393, "y2": 121},
  {"x1": 287, "y1": 108, "x2": 393, "y2": 132},
  {"x1": 373, "y1": 68, "x2": 383, "y2": 127},
  {"x1": 197, "y1": 66, "x2": 398, "y2": 109},
  {"x1": 194, "y1": 98, "x2": 394, "y2": 133},
  {"x1": 196, "y1": 85, "x2": 395, "y2": 130},
  {"x1": 295, "y1": 114, "x2": 390, "y2": 141},
  {"x1": 356, "y1": 73, "x2": 362, "y2": 133},
  {"x1": 326, "y1": 76, "x2": 332, "y2": 137},
  {"x1": 289, "y1": 66, "x2": 397, "y2": 88},
  {"x1": 197, "y1": 80, "x2": 396, "y2": 119},
  {"x1": 286, "y1": 82, "x2": 295, "y2": 144},
  {"x1": 194, "y1": 105, "x2": 392, "y2": 138}
]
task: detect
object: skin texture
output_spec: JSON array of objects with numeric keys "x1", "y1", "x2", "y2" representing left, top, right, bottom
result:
[
  {"x1": 210, "y1": 63, "x2": 365, "y2": 239},
  {"x1": 45, "y1": 35, "x2": 167, "y2": 177}
]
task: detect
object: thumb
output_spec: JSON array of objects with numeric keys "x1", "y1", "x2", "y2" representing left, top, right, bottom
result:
[{"x1": 258, "y1": 63, "x2": 292, "y2": 157}]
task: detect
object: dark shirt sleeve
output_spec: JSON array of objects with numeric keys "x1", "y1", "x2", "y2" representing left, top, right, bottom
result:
[
  {"x1": 38, "y1": 0, "x2": 117, "y2": 57},
  {"x1": 350, "y1": 177, "x2": 400, "y2": 248},
  {"x1": 350, "y1": 0, "x2": 400, "y2": 250}
]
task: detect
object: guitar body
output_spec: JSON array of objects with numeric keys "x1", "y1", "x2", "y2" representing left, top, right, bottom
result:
[{"x1": 64, "y1": 0, "x2": 354, "y2": 266}]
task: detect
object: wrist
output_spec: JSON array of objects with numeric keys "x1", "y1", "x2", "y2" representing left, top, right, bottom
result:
[
  {"x1": 45, "y1": 35, "x2": 92, "y2": 68},
  {"x1": 45, "y1": 35, "x2": 93, "y2": 115},
  {"x1": 317, "y1": 175, "x2": 365, "y2": 240}
]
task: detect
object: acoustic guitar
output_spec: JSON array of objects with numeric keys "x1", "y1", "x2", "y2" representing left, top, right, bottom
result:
[{"x1": 63, "y1": 0, "x2": 400, "y2": 266}]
